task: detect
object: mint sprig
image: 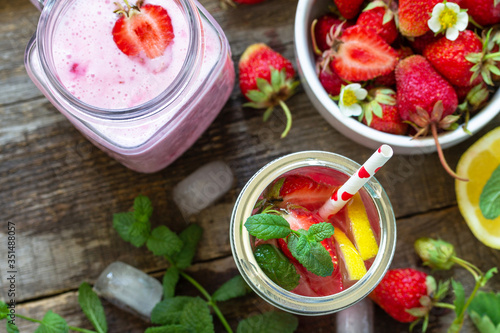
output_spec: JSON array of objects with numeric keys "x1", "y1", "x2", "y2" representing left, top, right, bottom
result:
[
  {"x1": 114, "y1": 195, "x2": 293, "y2": 333},
  {"x1": 479, "y1": 165, "x2": 500, "y2": 220},
  {"x1": 254, "y1": 244, "x2": 300, "y2": 291},
  {"x1": 245, "y1": 212, "x2": 335, "y2": 278},
  {"x1": 0, "y1": 282, "x2": 106, "y2": 333}
]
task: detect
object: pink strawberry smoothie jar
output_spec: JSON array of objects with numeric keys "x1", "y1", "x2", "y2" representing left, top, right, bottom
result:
[
  {"x1": 230, "y1": 151, "x2": 397, "y2": 315},
  {"x1": 25, "y1": 0, "x2": 235, "y2": 173}
]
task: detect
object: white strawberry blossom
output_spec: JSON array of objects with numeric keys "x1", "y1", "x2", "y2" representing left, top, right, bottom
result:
[
  {"x1": 428, "y1": 1, "x2": 468, "y2": 41},
  {"x1": 338, "y1": 84, "x2": 367, "y2": 117}
]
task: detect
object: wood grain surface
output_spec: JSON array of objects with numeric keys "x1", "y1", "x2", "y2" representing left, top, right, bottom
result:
[{"x1": 1, "y1": 0, "x2": 499, "y2": 332}]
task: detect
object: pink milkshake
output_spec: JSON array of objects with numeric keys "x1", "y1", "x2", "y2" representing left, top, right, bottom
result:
[{"x1": 26, "y1": 0, "x2": 235, "y2": 172}]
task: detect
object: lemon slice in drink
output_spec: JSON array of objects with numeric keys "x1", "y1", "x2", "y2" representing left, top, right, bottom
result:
[
  {"x1": 334, "y1": 230, "x2": 367, "y2": 281},
  {"x1": 347, "y1": 193, "x2": 379, "y2": 260},
  {"x1": 456, "y1": 127, "x2": 500, "y2": 249}
]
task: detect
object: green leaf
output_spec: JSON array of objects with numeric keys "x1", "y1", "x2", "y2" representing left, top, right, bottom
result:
[
  {"x1": 212, "y1": 275, "x2": 252, "y2": 302},
  {"x1": 147, "y1": 226, "x2": 183, "y2": 257},
  {"x1": 246, "y1": 90, "x2": 267, "y2": 104},
  {"x1": 266, "y1": 178, "x2": 285, "y2": 200},
  {"x1": 254, "y1": 244, "x2": 300, "y2": 291},
  {"x1": 483, "y1": 268, "x2": 498, "y2": 286},
  {"x1": 145, "y1": 325, "x2": 190, "y2": 333},
  {"x1": 364, "y1": 104, "x2": 373, "y2": 126},
  {"x1": 271, "y1": 69, "x2": 282, "y2": 91},
  {"x1": 307, "y1": 223, "x2": 334, "y2": 242},
  {"x1": 237, "y1": 312, "x2": 298, "y2": 333},
  {"x1": 244, "y1": 214, "x2": 292, "y2": 240},
  {"x1": 468, "y1": 291, "x2": 500, "y2": 329},
  {"x1": 469, "y1": 311, "x2": 500, "y2": 333},
  {"x1": 480, "y1": 165, "x2": 500, "y2": 219},
  {"x1": 172, "y1": 224, "x2": 203, "y2": 270},
  {"x1": 372, "y1": 101, "x2": 383, "y2": 118},
  {"x1": 34, "y1": 311, "x2": 69, "y2": 333},
  {"x1": 6, "y1": 322, "x2": 19, "y2": 333},
  {"x1": 256, "y1": 78, "x2": 273, "y2": 95},
  {"x1": 288, "y1": 236, "x2": 334, "y2": 277},
  {"x1": 0, "y1": 301, "x2": 8, "y2": 320},
  {"x1": 179, "y1": 297, "x2": 214, "y2": 333},
  {"x1": 133, "y1": 195, "x2": 153, "y2": 223},
  {"x1": 262, "y1": 107, "x2": 274, "y2": 122},
  {"x1": 163, "y1": 266, "x2": 180, "y2": 298},
  {"x1": 78, "y1": 282, "x2": 108, "y2": 333},
  {"x1": 113, "y1": 212, "x2": 151, "y2": 247},
  {"x1": 151, "y1": 297, "x2": 195, "y2": 325},
  {"x1": 452, "y1": 279, "x2": 466, "y2": 316}
]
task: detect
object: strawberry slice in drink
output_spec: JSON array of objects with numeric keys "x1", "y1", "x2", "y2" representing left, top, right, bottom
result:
[
  {"x1": 112, "y1": 1, "x2": 174, "y2": 59},
  {"x1": 273, "y1": 175, "x2": 335, "y2": 211}
]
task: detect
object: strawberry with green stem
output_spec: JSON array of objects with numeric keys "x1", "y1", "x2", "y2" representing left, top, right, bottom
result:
[
  {"x1": 239, "y1": 43, "x2": 299, "y2": 138},
  {"x1": 356, "y1": 0, "x2": 398, "y2": 45},
  {"x1": 395, "y1": 55, "x2": 467, "y2": 181},
  {"x1": 360, "y1": 88, "x2": 408, "y2": 135},
  {"x1": 333, "y1": 0, "x2": 364, "y2": 19},
  {"x1": 414, "y1": 237, "x2": 498, "y2": 333},
  {"x1": 112, "y1": 0, "x2": 174, "y2": 59},
  {"x1": 370, "y1": 268, "x2": 449, "y2": 331}
]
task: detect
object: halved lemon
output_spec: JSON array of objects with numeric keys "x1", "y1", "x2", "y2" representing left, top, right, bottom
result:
[{"x1": 456, "y1": 127, "x2": 500, "y2": 249}]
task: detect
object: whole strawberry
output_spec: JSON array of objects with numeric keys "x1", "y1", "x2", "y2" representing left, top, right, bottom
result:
[
  {"x1": 318, "y1": 67, "x2": 345, "y2": 96},
  {"x1": 356, "y1": 1, "x2": 398, "y2": 44},
  {"x1": 409, "y1": 31, "x2": 440, "y2": 54},
  {"x1": 361, "y1": 89, "x2": 408, "y2": 135},
  {"x1": 112, "y1": 0, "x2": 174, "y2": 59},
  {"x1": 312, "y1": 14, "x2": 351, "y2": 54},
  {"x1": 396, "y1": 55, "x2": 466, "y2": 180},
  {"x1": 461, "y1": 0, "x2": 500, "y2": 26},
  {"x1": 239, "y1": 43, "x2": 299, "y2": 138},
  {"x1": 398, "y1": 0, "x2": 442, "y2": 37},
  {"x1": 370, "y1": 268, "x2": 431, "y2": 323},
  {"x1": 333, "y1": 0, "x2": 364, "y2": 19},
  {"x1": 423, "y1": 30, "x2": 483, "y2": 87}
]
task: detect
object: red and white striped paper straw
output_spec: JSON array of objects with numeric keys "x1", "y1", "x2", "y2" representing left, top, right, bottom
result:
[{"x1": 318, "y1": 145, "x2": 393, "y2": 220}]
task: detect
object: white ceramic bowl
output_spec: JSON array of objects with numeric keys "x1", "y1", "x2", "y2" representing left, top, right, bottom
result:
[{"x1": 294, "y1": 0, "x2": 500, "y2": 154}]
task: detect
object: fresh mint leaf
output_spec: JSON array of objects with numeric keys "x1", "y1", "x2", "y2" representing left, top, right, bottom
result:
[
  {"x1": 172, "y1": 224, "x2": 203, "y2": 270},
  {"x1": 180, "y1": 297, "x2": 214, "y2": 333},
  {"x1": 113, "y1": 212, "x2": 150, "y2": 247},
  {"x1": 34, "y1": 311, "x2": 69, "y2": 333},
  {"x1": 480, "y1": 165, "x2": 500, "y2": 220},
  {"x1": 163, "y1": 266, "x2": 180, "y2": 298},
  {"x1": 134, "y1": 195, "x2": 153, "y2": 223},
  {"x1": 468, "y1": 291, "x2": 500, "y2": 333},
  {"x1": 6, "y1": 322, "x2": 19, "y2": 333},
  {"x1": 254, "y1": 244, "x2": 300, "y2": 291},
  {"x1": 0, "y1": 301, "x2": 8, "y2": 320},
  {"x1": 288, "y1": 236, "x2": 333, "y2": 277},
  {"x1": 307, "y1": 223, "x2": 334, "y2": 242},
  {"x1": 78, "y1": 282, "x2": 107, "y2": 333},
  {"x1": 236, "y1": 312, "x2": 298, "y2": 333},
  {"x1": 151, "y1": 297, "x2": 194, "y2": 325},
  {"x1": 244, "y1": 214, "x2": 291, "y2": 240},
  {"x1": 147, "y1": 226, "x2": 183, "y2": 257},
  {"x1": 145, "y1": 326, "x2": 190, "y2": 333},
  {"x1": 212, "y1": 275, "x2": 252, "y2": 302},
  {"x1": 452, "y1": 279, "x2": 466, "y2": 316}
]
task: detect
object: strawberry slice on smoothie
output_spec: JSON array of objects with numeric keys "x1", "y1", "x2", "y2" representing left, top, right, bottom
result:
[{"x1": 112, "y1": 0, "x2": 174, "y2": 59}]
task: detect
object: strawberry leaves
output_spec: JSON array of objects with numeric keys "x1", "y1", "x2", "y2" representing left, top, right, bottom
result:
[{"x1": 468, "y1": 291, "x2": 500, "y2": 333}]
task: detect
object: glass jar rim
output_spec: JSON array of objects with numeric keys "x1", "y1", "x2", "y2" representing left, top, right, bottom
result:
[
  {"x1": 36, "y1": 0, "x2": 201, "y2": 120},
  {"x1": 230, "y1": 151, "x2": 397, "y2": 315}
]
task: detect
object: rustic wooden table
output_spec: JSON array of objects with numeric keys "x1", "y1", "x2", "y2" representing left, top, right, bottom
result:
[{"x1": 1, "y1": 0, "x2": 499, "y2": 332}]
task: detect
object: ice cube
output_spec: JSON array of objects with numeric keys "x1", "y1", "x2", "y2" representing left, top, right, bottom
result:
[
  {"x1": 93, "y1": 261, "x2": 162, "y2": 320},
  {"x1": 336, "y1": 298, "x2": 374, "y2": 333},
  {"x1": 173, "y1": 161, "x2": 234, "y2": 217}
]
